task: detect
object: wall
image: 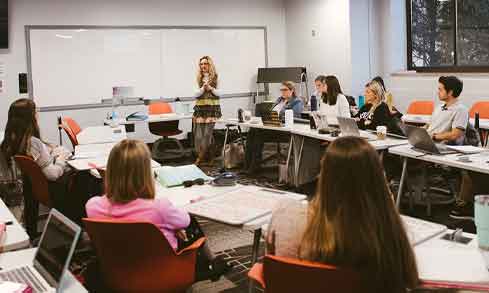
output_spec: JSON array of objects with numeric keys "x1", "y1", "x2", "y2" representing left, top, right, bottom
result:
[
  {"x1": 284, "y1": 0, "x2": 351, "y2": 95},
  {"x1": 0, "y1": 0, "x2": 287, "y2": 143}
]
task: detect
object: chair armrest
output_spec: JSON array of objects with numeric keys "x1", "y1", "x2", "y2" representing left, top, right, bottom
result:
[
  {"x1": 176, "y1": 237, "x2": 206, "y2": 256},
  {"x1": 248, "y1": 263, "x2": 265, "y2": 288}
]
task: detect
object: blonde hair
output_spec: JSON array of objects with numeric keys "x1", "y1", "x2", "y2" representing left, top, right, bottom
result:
[
  {"x1": 105, "y1": 139, "x2": 155, "y2": 203},
  {"x1": 366, "y1": 81, "x2": 386, "y2": 116},
  {"x1": 281, "y1": 81, "x2": 297, "y2": 97},
  {"x1": 197, "y1": 56, "x2": 218, "y2": 88},
  {"x1": 299, "y1": 137, "x2": 418, "y2": 292}
]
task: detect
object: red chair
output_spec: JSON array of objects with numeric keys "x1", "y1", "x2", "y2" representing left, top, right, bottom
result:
[
  {"x1": 248, "y1": 255, "x2": 370, "y2": 293},
  {"x1": 406, "y1": 100, "x2": 434, "y2": 115},
  {"x1": 59, "y1": 117, "x2": 81, "y2": 149},
  {"x1": 148, "y1": 101, "x2": 186, "y2": 160},
  {"x1": 14, "y1": 155, "x2": 52, "y2": 238},
  {"x1": 83, "y1": 218, "x2": 205, "y2": 293},
  {"x1": 469, "y1": 101, "x2": 489, "y2": 119}
]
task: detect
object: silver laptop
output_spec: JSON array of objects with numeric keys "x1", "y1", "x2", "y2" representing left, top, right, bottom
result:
[
  {"x1": 403, "y1": 124, "x2": 456, "y2": 155},
  {"x1": 0, "y1": 209, "x2": 81, "y2": 293},
  {"x1": 337, "y1": 117, "x2": 377, "y2": 140}
]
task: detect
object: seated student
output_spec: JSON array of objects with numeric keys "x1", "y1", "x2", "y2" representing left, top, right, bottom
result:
[
  {"x1": 450, "y1": 171, "x2": 489, "y2": 220},
  {"x1": 266, "y1": 136, "x2": 419, "y2": 292},
  {"x1": 244, "y1": 81, "x2": 303, "y2": 172},
  {"x1": 318, "y1": 75, "x2": 351, "y2": 124},
  {"x1": 0, "y1": 98, "x2": 94, "y2": 222},
  {"x1": 372, "y1": 76, "x2": 402, "y2": 119},
  {"x1": 426, "y1": 76, "x2": 468, "y2": 145},
  {"x1": 85, "y1": 139, "x2": 230, "y2": 281},
  {"x1": 272, "y1": 81, "x2": 304, "y2": 119},
  {"x1": 355, "y1": 81, "x2": 394, "y2": 131}
]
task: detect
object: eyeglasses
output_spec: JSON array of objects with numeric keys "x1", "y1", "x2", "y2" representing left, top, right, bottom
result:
[
  {"x1": 183, "y1": 178, "x2": 205, "y2": 188},
  {"x1": 280, "y1": 88, "x2": 290, "y2": 92}
]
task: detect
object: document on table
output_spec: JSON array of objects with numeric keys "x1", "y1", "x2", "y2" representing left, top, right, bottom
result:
[
  {"x1": 446, "y1": 145, "x2": 487, "y2": 154},
  {"x1": 401, "y1": 215, "x2": 447, "y2": 246},
  {"x1": 155, "y1": 164, "x2": 212, "y2": 187}
]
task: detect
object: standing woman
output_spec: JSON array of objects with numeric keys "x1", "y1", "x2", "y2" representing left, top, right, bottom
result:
[{"x1": 193, "y1": 56, "x2": 222, "y2": 166}]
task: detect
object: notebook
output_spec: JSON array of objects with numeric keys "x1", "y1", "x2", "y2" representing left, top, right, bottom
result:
[{"x1": 155, "y1": 164, "x2": 212, "y2": 187}]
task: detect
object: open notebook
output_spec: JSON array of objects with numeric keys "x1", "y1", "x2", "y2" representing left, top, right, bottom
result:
[{"x1": 155, "y1": 164, "x2": 212, "y2": 187}]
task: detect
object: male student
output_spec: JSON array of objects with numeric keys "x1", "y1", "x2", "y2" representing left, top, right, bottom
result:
[
  {"x1": 409, "y1": 76, "x2": 469, "y2": 202},
  {"x1": 426, "y1": 76, "x2": 468, "y2": 145}
]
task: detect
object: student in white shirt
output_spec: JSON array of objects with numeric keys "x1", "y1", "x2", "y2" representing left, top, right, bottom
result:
[{"x1": 318, "y1": 75, "x2": 351, "y2": 124}]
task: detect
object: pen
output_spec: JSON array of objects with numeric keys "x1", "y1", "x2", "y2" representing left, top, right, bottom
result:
[{"x1": 5, "y1": 221, "x2": 13, "y2": 225}]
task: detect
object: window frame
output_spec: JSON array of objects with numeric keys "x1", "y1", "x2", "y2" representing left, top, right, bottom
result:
[{"x1": 406, "y1": 0, "x2": 489, "y2": 72}]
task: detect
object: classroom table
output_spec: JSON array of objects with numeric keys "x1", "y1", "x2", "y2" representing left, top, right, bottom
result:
[
  {"x1": 76, "y1": 125, "x2": 127, "y2": 145},
  {"x1": 104, "y1": 113, "x2": 193, "y2": 125},
  {"x1": 0, "y1": 248, "x2": 88, "y2": 292},
  {"x1": 402, "y1": 114, "x2": 489, "y2": 130},
  {"x1": 389, "y1": 144, "x2": 489, "y2": 209},
  {"x1": 0, "y1": 130, "x2": 4, "y2": 142},
  {"x1": 68, "y1": 155, "x2": 160, "y2": 171},
  {"x1": 155, "y1": 181, "x2": 306, "y2": 293},
  {"x1": 0, "y1": 198, "x2": 30, "y2": 252}
]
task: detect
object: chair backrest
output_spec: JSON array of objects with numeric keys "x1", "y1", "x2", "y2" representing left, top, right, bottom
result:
[
  {"x1": 149, "y1": 102, "x2": 173, "y2": 115},
  {"x1": 13, "y1": 155, "x2": 51, "y2": 207},
  {"x1": 62, "y1": 117, "x2": 82, "y2": 136},
  {"x1": 262, "y1": 255, "x2": 370, "y2": 293},
  {"x1": 407, "y1": 100, "x2": 434, "y2": 115},
  {"x1": 470, "y1": 101, "x2": 489, "y2": 119},
  {"x1": 83, "y1": 218, "x2": 203, "y2": 292},
  {"x1": 59, "y1": 124, "x2": 79, "y2": 149}
]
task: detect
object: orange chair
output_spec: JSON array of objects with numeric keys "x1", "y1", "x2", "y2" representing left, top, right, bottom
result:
[
  {"x1": 14, "y1": 155, "x2": 52, "y2": 238},
  {"x1": 248, "y1": 255, "x2": 370, "y2": 293},
  {"x1": 407, "y1": 100, "x2": 434, "y2": 115},
  {"x1": 83, "y1": 218, "x2": 205, "y2": 293},
  {"x1": 58, "y1": 117, "x2": 81, "y2": 149},
  {"x1": 469, "y1": 101, "x2": 489, "y2": 119},
  {"x1": 148, "y1": 101, "x2": 186, "y2": 160}
]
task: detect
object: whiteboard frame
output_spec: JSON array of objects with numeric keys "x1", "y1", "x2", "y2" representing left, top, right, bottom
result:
[{"x1": 25, "y1": 25, "x2": 269, "y2": 112}]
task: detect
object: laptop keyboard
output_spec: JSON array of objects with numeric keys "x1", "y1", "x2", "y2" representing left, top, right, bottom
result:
[{"x1": 0, "y1": 266, "x2": 48, "y2": 293}]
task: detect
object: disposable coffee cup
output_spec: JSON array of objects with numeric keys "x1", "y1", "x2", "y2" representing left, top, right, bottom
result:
[
  {"x1": 376, "y1": 126, "x2": 387, "y2": 140},
  {"x1": 475, "y1": 195, "x2": 489, "y2": 250},
  {"x1": 243, "y1": 110, "x2": 252, "y2": 121}
]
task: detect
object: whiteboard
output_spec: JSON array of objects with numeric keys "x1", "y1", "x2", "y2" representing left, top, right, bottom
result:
[{"x1": 27, "y1": 27, "x2": 267, "y2": 109}]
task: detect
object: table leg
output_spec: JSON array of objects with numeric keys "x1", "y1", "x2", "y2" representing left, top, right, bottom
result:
[
  {"x1": 294, "y1": 136, "x2": 305, "y2": 188},
  {"x1": 221, "y1": 126, "x2": 230, "y2": 169},
  {"x1": 396, "y1": 157, "x2": 408, "y2": 209},
  {"x1": 285, "y1": 135, "x2": 294, "y2": 185},
  {"x1": 249, "y1": 228, "x2": 262, "y2": 293}
]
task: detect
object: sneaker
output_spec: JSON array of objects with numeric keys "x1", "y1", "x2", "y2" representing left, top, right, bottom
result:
[{"x1": 449, "y1": 199, "x2": 474, "y2": 220}]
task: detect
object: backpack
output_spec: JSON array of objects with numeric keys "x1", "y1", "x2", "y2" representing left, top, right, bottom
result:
[{"x1": 464, "y1": 122, "x2": 481, "y2": 146}]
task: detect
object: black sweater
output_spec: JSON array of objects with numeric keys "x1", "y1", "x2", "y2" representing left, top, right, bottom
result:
[{"x1": 355, "y1": 102, "x2": 393, "y2": 131}]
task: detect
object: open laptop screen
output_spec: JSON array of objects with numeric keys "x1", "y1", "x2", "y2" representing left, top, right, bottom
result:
[{"x1": 33, "y1": 210, "x2": 80, "y2": 287}]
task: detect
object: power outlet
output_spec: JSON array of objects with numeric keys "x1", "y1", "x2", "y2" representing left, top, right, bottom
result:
[{"x1": 312, "y1": 29, "x2": 319, "y2": 37}]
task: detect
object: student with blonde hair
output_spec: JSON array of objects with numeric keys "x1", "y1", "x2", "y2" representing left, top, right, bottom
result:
[
  {"x1": 267, "y1": 136, "x2": 419, "y2": 292},
  {"x1": 355, "y1": 81, "x2": 394, "y2": 131},
  {"x1": 193, "y1": 56, "x2": 222, "y2": 166},
  {"x1": 86, "y1": 139, "x2": 230, "y2": 281}
]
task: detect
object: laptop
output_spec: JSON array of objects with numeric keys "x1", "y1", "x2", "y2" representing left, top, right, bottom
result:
[
  {"x1": 0, "y1": 209, "x2": 81, "y2": 293},
  {"x1": 403, "y1": 124, "x2": 456, "y2": 155},
  {"x1": 337, "y1": 117, "x2": 377, "y2": 140}
]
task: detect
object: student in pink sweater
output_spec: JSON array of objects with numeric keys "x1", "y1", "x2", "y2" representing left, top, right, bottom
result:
[{"x1": 86, "y1": 139, "x2": 230, "y2": 281}]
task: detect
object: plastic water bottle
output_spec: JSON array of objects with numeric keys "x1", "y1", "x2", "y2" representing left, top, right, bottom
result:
[
  {"x1": 110, "y1": 96, "x2": 120, "y2": 127},
  {"x1": 358, "y1": 95, "x2": 365, "y2": 108},
  {"x1": 310, "y1": 95, "x2": 317, "y2": 111},
  {"x1": 285, "y1": 109, "x2": 294, "y2": 128}
]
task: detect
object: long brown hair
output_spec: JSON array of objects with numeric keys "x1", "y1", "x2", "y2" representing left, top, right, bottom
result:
[
  {"x1": 322, "y1": 75, "x2": 343, "y2": 106},
  {"x1": 105, "y1": 139, "x2": 155, "y2": 203},
  {"x1": 197, "y1": 55, "x2": 218, "y2": 88},
  {"x1": 1, "y1": 98, "x2": 41, "y2": 165},
  {"x1": 299, "y1": 136, "x2": 418, "y2": 292}
]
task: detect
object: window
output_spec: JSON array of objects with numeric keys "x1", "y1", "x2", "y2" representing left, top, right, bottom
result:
[{"x1": 407, "y1": 0, "x2": 489, "y2": 71}]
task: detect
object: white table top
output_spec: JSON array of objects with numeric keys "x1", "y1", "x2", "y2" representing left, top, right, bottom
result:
[
  {"x1": 415, "y1": 230, "x2": 489, "y2": 290},
  {"x1": 389, "y1": 144, "x2": 489, "y2": 174},
  {"x1": 402, "y1": 114, "x2": 489, "y2": 130},
  {"x1": 76, "y1": 125, "x2": 127, "y2": 145},
  {"x1": 68, "y1": 156, "x2": 160, "y2": 171},
  {"x1": 156, "y1": 182, "x2": 306, "y2": 230},
  {"x1": 105, "y1": 113, "x2": 192, "y2": 125},
  {"x1": 0, "y1": 199, "x2": 30, "y2": 252},
  {"x1": 0, "y1": 248, "x2": 87, "y2": 292},
  {"x1": 73, "y1": 143, "x2": 116, "y2": 159},
  {"x1": 0, "y1": 130, "x2": 4, "y2": 143}
]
